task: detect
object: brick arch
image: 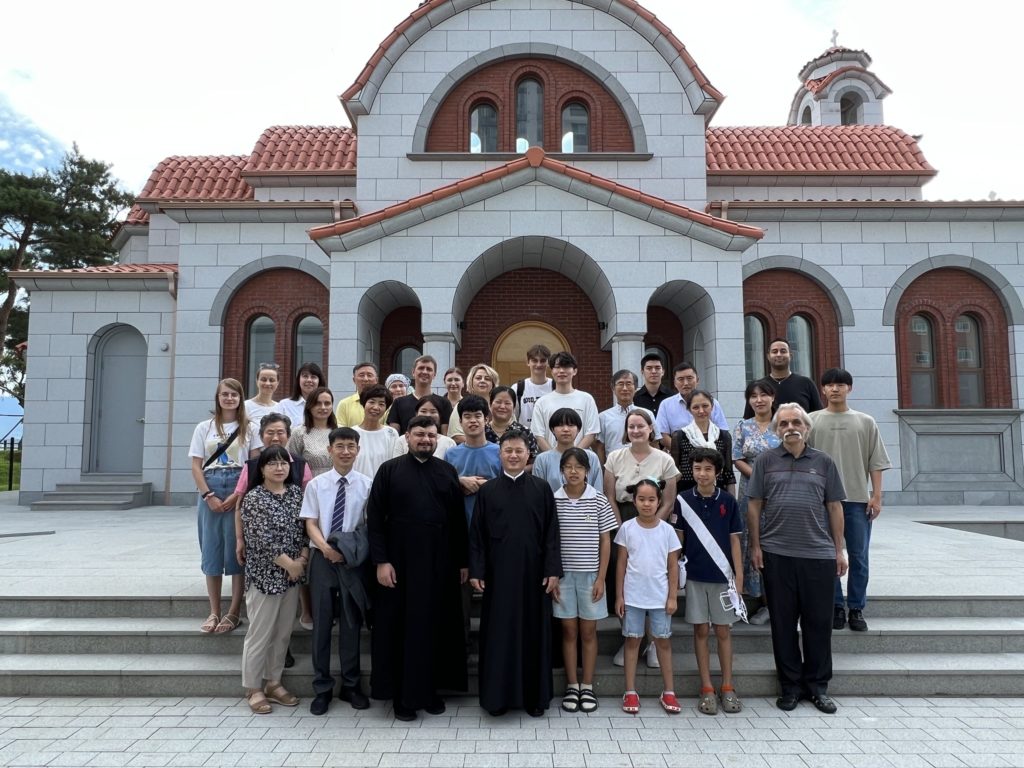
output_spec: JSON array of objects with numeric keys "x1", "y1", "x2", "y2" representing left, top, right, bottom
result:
[
  {"x1": 379, "y1": 307, "x2": 424, "y2": 380},
  {"x1": 743, "y1": 269, "x2": 841, "y2": 382},
  {"x1": 456, "y1": 268, "x2": 612, "y2": 408},
  {"x1": 894, "y1": 267, "x2": 1011, "y2": 408},
  {"x1": 222, "y1": 268, "x2": 329, "y2": 397},
  {"x1": 425, "y1": 56, "x2": 634, "y2": 153}
]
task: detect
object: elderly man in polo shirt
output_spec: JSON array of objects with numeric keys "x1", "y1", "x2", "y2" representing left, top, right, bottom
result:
[{"x1": 746, "y1": 403, "x2": 847, "y2": 715}]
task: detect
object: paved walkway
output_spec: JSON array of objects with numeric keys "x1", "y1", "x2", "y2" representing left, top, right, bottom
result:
[
  {"x1": 3, "y1": 498, "x2": 1024, "y2": 766},
  {"x1": 2, "y1": 694, "x2": 1024, "y2": 767}
]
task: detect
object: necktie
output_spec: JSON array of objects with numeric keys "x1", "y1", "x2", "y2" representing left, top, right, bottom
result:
[{"x1": 331, "y1": 475, "x2": 347, "y2": 535}]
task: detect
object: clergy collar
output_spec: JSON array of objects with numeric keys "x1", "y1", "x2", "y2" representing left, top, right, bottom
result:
[
  {"x1": 554, "y1": 484, "x2": 597, "y2": 500},
  {"x1": 504, "y1": 470, "x2": 526, "y2": 481}
]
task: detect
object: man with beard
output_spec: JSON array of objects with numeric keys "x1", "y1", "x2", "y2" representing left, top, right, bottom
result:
[
  {"x1": 743, "y1": 338, "x2": 822, "y2": 419},
  {"x1": 367, "y1": 415, "x2": 468, "y2": 721},
  {"x1": 470, "y1": 430, "x2": 562, "y2": 717},
  {"x1": 747, "y1": 403, "x2": 847, "y2": 714}
]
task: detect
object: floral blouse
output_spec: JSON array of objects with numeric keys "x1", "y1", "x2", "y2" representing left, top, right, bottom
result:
[
  {"x1": 241, "y1": 484, "x2": 307, "y2": 595},
  {"x1": 485, "y1": 419, "x2": 539, "y2": 462},
  {"x1": 732, "y1": 417, "x2": 781, "y2": 493},
  {"x1": 287, "y1": 426, "x2": 333, "y2": 476}
]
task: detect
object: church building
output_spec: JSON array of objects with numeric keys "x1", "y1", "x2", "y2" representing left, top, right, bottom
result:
[{"x1": 13, "y1": 0, "x2": 1024, "y2": 506}]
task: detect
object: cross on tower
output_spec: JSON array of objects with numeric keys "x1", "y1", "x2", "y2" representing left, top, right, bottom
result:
[{"x1": 831, "y1": 29, "x2": 839, "y2": 47}]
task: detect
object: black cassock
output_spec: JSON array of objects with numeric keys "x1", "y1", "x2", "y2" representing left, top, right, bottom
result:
[
  {"x1": 367, "y1": 454, "x2": 468, "y2": 709},
  {"x1": 470, "y1": 472, "x2": 562, "y2": 713}
]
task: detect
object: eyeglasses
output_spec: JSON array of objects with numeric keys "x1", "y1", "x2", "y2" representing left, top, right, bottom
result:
[{"x1": 265, "y1": 460, "x2": 290, "y2": 469}]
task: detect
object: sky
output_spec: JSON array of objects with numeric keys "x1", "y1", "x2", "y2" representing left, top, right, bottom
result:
[{"x1": 0, "y1": 0, "x2": 1019, "y2": 201}]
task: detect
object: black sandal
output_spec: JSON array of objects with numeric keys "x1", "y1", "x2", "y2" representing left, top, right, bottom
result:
[
  {"x1": 561, "y1": 686, "x2": 581, "y2": 713},
  {"x1": 578, "y1": 688, "x2": 599, "y2": 713}
]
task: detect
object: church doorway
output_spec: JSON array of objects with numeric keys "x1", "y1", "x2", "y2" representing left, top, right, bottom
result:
[{"x1": 492, "y1": 321, "x2": 570, "y2": 386}]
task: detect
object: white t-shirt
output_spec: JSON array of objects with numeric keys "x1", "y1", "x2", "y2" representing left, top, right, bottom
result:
[
  {"x1": 613, "y1": 518, "x2": 681, "y2": 609},
  {"x1": 188, "y1": 419, "x2": 261, "y2": 468},
  {"x1": 530, "y1": 389, "x2": 600, "y2": 447},
  {"x1": 244, "y1": 399, "x2": 279, "y2": 423},
  {"x1": 516, "y1": 378, "x2": 553, "y2": 430},
  {"x1": 352, "y1": 426, "x2": 400, "y2": 479}
]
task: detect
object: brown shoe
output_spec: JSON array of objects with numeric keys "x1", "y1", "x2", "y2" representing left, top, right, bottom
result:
[
  {"x1": 247, "y1": 691, "x2": 271, "y2": 715},
  {"x1": 264, "y1": 683, "x2": 299, "y2": 707}
]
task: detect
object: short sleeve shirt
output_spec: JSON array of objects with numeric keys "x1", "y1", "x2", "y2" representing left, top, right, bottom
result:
[{"x1": 613, "y1": 518, "x2": 681, "y2": 609}]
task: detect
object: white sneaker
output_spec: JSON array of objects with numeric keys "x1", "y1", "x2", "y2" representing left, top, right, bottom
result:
[
  {"x1": 612, "y1": 643, "x2": 625, "y2": 667},
  {"x1": 749, "y1": 607, "x2": 770, "y2": 625},
  {"x1": 645, "y1": 641, "x2": 660, "y2": 669}
]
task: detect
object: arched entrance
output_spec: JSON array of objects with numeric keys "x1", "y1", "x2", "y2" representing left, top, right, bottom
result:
[
  {"x1": 89, "y1": 325, "x2": 147, "y2": 473},
  {"x1": 492, "y1": 321, "x2": 571, "y2": 386}
]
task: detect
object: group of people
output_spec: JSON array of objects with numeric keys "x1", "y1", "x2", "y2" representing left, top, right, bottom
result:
[{"x1": 188, "y1": 337, "x2": 891, "y2": 718}]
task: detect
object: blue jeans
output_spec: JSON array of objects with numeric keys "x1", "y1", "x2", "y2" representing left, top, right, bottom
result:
[{"x1": 835, "y1": 501, "x2": 871, "y2": 610}]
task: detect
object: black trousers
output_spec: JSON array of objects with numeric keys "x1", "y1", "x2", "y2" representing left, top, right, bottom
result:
[
  {"x1": 762, "y1": 551, "x2": 835, "y2": 697},
  {"x1": 309, "y1": 549, "x2": 363, "y2": 694}
]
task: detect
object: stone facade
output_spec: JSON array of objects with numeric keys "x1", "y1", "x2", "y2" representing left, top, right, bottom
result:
[{"x1": 13, "y1": 0, "x2": 1024, "y2": 506}]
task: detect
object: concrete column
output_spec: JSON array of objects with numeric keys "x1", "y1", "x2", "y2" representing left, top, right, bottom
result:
[
  {"x1": 423, "y1": 332, "x2": 456, "y2": 394},
  {"x1": 610, "y1": 333, "x2": 645, "y2": 378}
]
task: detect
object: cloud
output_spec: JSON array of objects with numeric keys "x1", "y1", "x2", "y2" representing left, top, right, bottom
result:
[{"x1": 0, "y1": 94, "x2": 63, "y2": 175}]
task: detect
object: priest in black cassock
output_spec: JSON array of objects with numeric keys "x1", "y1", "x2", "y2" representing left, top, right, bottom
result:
[
  {"x1": 367, "y1": 415, "x2": 469, "y2": 722},
  {"x1": 470, "y1": 429, "x2": 562, "y2": 717}
]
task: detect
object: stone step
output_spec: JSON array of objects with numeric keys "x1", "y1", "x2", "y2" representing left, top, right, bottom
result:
[
  {"x1": 2, "y1": 592, "x2": 1022, "y2": 618},
  {"x1": 2, "y1": 651, "x2": 1023, "y2": 697},
  {"x1": 31, "y1": 481, "x2": 152, "y2": 511},
  {"x1": 29, "y1": 498, "x2": 145, "y2": 511},
  {"x1": 2, "y1": 617, "x2": 1022, "y2": 656},
  {"x1": 55, "y1": 482, "x2": 153, "y2": 494}
]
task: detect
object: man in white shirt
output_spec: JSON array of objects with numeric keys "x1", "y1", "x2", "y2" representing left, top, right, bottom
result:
[
  {"x1": 513, "y1": 344, "x2": 554, "y2": 430},
  {"x1": 656, "y1": 362, "x2": 729, "y2": 448},
  {"x1": 301, "y1": 427, "x2": 373, "y2": 715},
  {"x1": 529, "y1": 351, "x2": 600, "y2": 452}
]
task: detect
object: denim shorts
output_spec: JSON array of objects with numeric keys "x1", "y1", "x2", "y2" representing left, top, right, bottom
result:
[
  {"x1": 622, "y1": 605, "x2": 672, "y2": 638},
  {"x1": 553, "y1": 571, "x2": 608, "y2": 621},
  {"x1": 197, "y1": 467, "x2": 243, "y2": 577}
]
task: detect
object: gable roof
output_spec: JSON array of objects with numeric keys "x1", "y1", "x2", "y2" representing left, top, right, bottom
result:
[
  {"x1": 137, "y1": 155, "x2": 252, "y2": 203},
  {"x1": 242, "y1": 125, "x2": 357, "y2": 175},
  {"x1": 309, "y1": 146, "x2": 762, "y2": 252}
]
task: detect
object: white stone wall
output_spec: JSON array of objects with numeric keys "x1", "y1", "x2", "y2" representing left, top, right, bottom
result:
[
  {"x1": 744, "y1": 218, "x2": 1024, "y2": 494},
  {"x1": 19, "y1": 289, "x2": 176, "y2": 501},
  {"x1": 708, "y1": 185, "x2": 924, "y2": 202},
  {"x1": 355, "y1": 0, "x2": 707, "y2": 210}
]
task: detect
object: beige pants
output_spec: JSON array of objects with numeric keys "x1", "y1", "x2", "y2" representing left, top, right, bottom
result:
[{"x1": 241, "y1": 586, "x2": 299, "y2": 690}]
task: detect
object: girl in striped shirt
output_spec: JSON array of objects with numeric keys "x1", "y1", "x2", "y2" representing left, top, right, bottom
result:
[{"x1": 553, "y1": 447, "x2": 617, "y2": 713}]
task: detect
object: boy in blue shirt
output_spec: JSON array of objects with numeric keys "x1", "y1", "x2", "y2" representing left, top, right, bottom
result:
[{"x1": 670, "y1": 447, "x2": 743, "y2": 716}]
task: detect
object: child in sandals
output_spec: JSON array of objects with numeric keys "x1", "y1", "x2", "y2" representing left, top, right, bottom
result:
[
  {"x1": 670, "y1": 447, "x2": 744, "y2": 715},
  {"x1": 614, "y1": 478, "x2": 682, "y2": 715},
  {"x1": 553, "y1": 448, "x2": 617, "y2": 713}
]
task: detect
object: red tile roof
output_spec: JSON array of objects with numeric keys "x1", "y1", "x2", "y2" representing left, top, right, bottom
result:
[
  {"x1": 798, "y1": 46, "x2": 870, "y2": 80},
  {"x1": 243, "y1": 126, "x2": 357, "y2": 174},
  {"x1": 804, "y1": 65, "x2": 890, "y2": 97},
  {"x1": 309, "y1": 146, "x2": 762, "y2": 242},
  {"x1": 137, "y1": 156, "x2": 253, "y2": 202},
  {"x1": 125, "y1": 204, "x2": 150, "y2": 225},
  {"x1": 48, "y1": 263, "x2": 178, "y2": 274},
  {"x1": 341, "y1": 0, "x2": 723, "y2": 104},
  {"x1": 706, "y1": 126, "x2": 935, "y2": 175}
]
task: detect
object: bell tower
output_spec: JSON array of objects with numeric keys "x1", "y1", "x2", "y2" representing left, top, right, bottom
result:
[{"x1": 788, "y1": 37, "x2": 892, "y2": 126}]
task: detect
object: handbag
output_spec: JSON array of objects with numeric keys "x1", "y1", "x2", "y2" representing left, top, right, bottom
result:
[{"x1": 676, "y1": 494, "x2": 748, "y2": 622}]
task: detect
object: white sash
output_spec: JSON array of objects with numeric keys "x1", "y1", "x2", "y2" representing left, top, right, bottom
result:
[{"x1": 676, "y1": 493, "x2": 748, "y2": 622}]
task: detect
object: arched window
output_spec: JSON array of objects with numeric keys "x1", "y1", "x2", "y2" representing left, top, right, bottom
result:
[
  {"x1": 515, "y1": 78, "x2": 544, "y2": 152},
  {"x1": 469, "y1": 102, "x2": 498, "y2": 153},
  {"x1": 561, "y1": 102, "x2": 589, "y2": 153},
  {"x1": 247, "y1": 316, "x2": 275, "y2": 393},
  {"x1": 840, "y1": 93, "x2": 863, "y2": 125},
  {"x1": 393, "y1": 345, "x2": 421, "y2": 378},
  {"x1": 294, "y1": 316, "x2": 323, "y2": 369},
  {"x1": 786, "y1": 315, "x2": 815, "y2": 379},
  {"x1": 955, "y1": 314, "x2": 983, "y2": 407},
  {"x1": 744, "y1": 315, "x2": 766, "y2": 382},
  {"x1": 907, "y1": 313, "x2": 937, "y2": 407},
  {"x1": 800, "y1": 105, "x2": 812, "y2": 125},
  {"x1": 895, "y1": 268, "x2": 1011, "y2": 409}
]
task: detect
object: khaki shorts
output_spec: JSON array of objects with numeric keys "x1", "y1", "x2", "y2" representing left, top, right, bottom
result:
[{"x1": 684, "y1": 579, "x2": 738, "y2": 626}]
